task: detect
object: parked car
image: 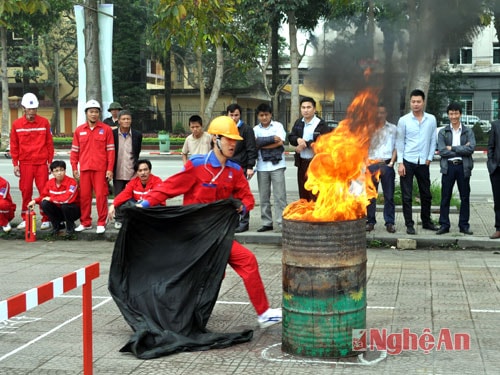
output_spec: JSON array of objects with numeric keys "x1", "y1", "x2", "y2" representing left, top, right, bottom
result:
[
  {"x1": 441, "y1": 113, "x2": 491, "y2": 132},
  {"x1": 326, "y1": 120, "x2": 339, "y2": 130}
]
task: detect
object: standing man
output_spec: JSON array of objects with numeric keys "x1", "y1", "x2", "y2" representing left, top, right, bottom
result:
[
  {"x1": 112, "y1": 110, "x2": 142, "y2": 229},
  {"x1": 70, "y1": 100, "x2": 115, "y2": 234},
  {"x1": 10, "y1": 92, "x2": 54, "y2": 230},
  {"x1": 436, "y1": 102, "x2": 475, "y2": 235},
  {"x1": 226, "y1": 103, "x2": 257, "y2": 233},
  {"x1": 181, "y1": 115, "x2": 211, "y2": 164},
  {"x1": 396, "y1": 89, "x2": 438, "y2": 235},
  {"x1": 139, "y1": 116, "x2": 282, "y2": 328},
  {"x1": 366, "y1": 104, "x2": 397, "y2": 233},
  {"x1": 253, "y1": 103, "x2": 287, "y2": 232},
  {"x1": 288, "y1": 96, "x2": 330, "y2": 201},
  {"x1": 103, "y1": 102, "x2": 122, "y2": 128},
  {"x1": 487, "y1": 117, "x2": 500, "y2": 239}
]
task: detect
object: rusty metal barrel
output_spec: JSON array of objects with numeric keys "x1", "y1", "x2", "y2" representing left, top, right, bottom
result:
[{"x1": 282, "y1": 217, "x2": 367, "y2": 358}]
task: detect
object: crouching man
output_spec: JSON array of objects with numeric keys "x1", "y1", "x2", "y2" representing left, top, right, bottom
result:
[{"x1": 28, "y1": 160, "x2": 80, "y2": 237}]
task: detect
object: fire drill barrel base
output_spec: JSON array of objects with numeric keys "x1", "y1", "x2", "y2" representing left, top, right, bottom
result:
[{"x1": 282, "y1": 217, "x2": 367, "y2": 358}]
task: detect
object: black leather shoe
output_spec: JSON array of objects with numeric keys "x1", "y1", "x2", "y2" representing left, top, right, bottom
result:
[
  {"x1": 436, "y1": 227, "x2": 449, "y2": 235},
  {"x1": 366, "y1": 223, "x2": 374, "y2": 232},
  {"x1": 257, "y1": 225, "x2": 273, "y2": 232},
  {"x1": 386, "y1": 224, "x2": 396, "y2": 233},
  {"x1": 423, "y1": 223, "x2": 438, "y2": 231},
  {"x1": 460, "y1": 229, "x2": 473, "y2": 235},
  {"x1": 406, "y1": 226, "x2": 416, "y2": 235},
  {"x1": 235, "y1": 225, "x2": 249, "y2": 233}
]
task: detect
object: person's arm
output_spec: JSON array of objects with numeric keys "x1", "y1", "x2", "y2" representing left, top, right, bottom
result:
[
  {"x1": 454, "y1": 129, "x2": 475, "y2": 156},
  {"x1": 45, "y1": 118, "x2": 54, "y2": 164},
  {"x1": 70, "y1": 130, "x2": 80, "y2": 179},
  {"x1": 105, "y1": 126, "x2": 115, "y2": 181}
]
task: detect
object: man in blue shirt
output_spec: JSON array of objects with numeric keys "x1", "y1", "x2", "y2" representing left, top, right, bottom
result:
[{"x1": 396, "y1": 89, "x2": 438, "y2": 235}]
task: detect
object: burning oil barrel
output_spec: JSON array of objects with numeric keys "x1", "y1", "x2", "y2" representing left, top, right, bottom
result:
[{"x1": 282, "y1": 217, "x2": 366, "y2": 358}]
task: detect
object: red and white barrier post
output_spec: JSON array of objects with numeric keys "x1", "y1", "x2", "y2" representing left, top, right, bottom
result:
[{"x1": 0, "y1": 262, "x2": 100, "y2": 375}]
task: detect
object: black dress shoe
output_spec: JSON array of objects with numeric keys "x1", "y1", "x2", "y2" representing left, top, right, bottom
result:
[
  {"x1": 366, "y1": 223, "x2": 374, "y2": 232},
  {"x1": 490, "y1": 231, "x2": 500, "y2": 239},
  {"x1": 386, "y1": 224, "x2": 396, "y2": 233},
  {"x1": 406, "y1": 226, "x2": 416, "y2": 235},
  {"x1": 423, "y1": 223, "x2": 438, "y2": 231},
  {"x1": 235, "y1": 225, "x2": 249, "y2": 233},
  {"x1": 257, "y1": 225, "x2": 273, "y2": 232},
  {"x1": 436, "y1": 227, "x2": 449, "y2": 235},
  {"x1": 459, "y1": 229, "x2": 473, "y2": 235}
]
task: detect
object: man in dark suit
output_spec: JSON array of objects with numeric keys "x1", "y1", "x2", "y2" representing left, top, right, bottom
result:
[
  {"x1": 112, "y1": 110, "x2": 143, "y2": 229},
  {"x1": 487, "y1": 118, "x2": 500, "y2": 239},
  {"x1": 288, "y1": 97, "x2": 331, "y2": 201}
]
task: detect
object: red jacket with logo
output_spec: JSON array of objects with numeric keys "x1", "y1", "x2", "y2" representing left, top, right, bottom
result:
[
  {"x1": 143, "y1": 152, "x2": 255, "y2": 212},
  {"x1": 113, "y1": 174, "x2": 164, "y2": 207},
  {"x1": 34, "y1": 175, "x2": 79, "y2": 206},
  {"x1": 70, "y1": 122, "x2": 115, "y2": 172},
  {"x1": 10, "y1": 115, "x2": 54, "y2": 166}
]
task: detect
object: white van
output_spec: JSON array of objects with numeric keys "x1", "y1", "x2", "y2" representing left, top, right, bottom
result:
[{"x1": 440, "y1": 114, "x2": 491, "y2": 132}]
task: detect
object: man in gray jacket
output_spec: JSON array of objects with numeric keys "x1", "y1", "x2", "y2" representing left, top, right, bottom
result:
[{"x1": 436, "y1": 102, "x2": 475, "y2": 235}]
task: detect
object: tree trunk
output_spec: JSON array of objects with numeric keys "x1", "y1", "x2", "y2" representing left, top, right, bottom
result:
[
  {"x1": 271, "y1": 12, "x2": 281, "y2": 123},
  {"x1": 196, "y1": 47, "x2": 205, "y2": 123},
  {"x1": 288, "y1": 10, "x2": 299, "y2": 131},
  {"x1": 84, "y1": 0, "x2": 102, "y2": 104},
  {"x1": 52, "y1": 50, "x2": 60, "y2": 134},
  {"x1": 1, "y1": 26, "x2": 9, "y2": 149},
  {"x1": 204, "y1": 43, "x2": 223, "y2": 122}
]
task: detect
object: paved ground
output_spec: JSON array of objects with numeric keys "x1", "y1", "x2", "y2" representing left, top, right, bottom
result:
[{"x1": 1, "y1": 241, "x2": 500, "y2": 374}]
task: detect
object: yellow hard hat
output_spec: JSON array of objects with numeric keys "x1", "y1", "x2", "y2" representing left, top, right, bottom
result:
[{"x1": 207, "y1": 116, "x2": 243, "y2": 140}]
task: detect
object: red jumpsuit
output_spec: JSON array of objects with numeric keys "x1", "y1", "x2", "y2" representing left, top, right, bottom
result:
[
  {"x1": 10, "y1": 114, "x2": 54, "y2": 222},
  {"x1": 70, "y1": 121, "x2": 115, "y2": 226},
  {"x1": 34, "y1": 175, "x2": 80, "y2": 206},
  {"x1": 143, "y1": 152, "x2": 270, "y2": 315},
  {"x1": 113, "y1": 174, "x2": 164, "y2": 207},
  {"x1": 0, "y1": 176, "x2": 16, "y2": 227}
]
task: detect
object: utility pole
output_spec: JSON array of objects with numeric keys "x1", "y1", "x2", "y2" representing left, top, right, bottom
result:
[{"x1": 84, "y1": 0, "x2": 102, "y2": 104}]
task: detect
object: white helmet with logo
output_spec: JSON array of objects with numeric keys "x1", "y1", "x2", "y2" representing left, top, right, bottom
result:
[
  {"x1": 84, "y1": 99, "x2": 101, "y2": 111},
  {"x1": 21, "y1": 93, "x2": 39, "y2": 109}
]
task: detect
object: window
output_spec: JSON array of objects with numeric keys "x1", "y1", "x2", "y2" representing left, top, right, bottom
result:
[
  {"x1": 449, "y1": 45, "x2": 472, "y2": 65},
  {"x1": 493, "y1": 93, "x2": 500, "y2": 121},
  {"x1": 494, "y1": 43, "x2": 500, "y2": 64},
  {"x1": 459, "y1": 95, "x2": 473, "y2": 115},
  {"x1": 176, "y1": 65, "x2": 183, "y2": 83}
]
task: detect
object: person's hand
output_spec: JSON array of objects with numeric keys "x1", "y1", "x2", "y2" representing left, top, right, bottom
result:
[
  {"x1": 108, "y1": 205, "x2": 115, "y2": 221},
  {"x1": 73, "y1": 170, "x2": 80, "y2": 179},
  {"x1": 13, "y1": 166, "x2": 20, "y2": 177},
  {"x1": 27, "y1": 200, "x2": 36, "y2": 209},
  {"x1": 398, "y1": 163, "x2": 406, "y2": 177},
  {"x1": 425, "y1": 160, "x2": 431, "y2": 166},
  {"x1": 42, "y1": 197, "x2": 50, "y2": 201},
  {"x1": 106, "y1": 171, "x2": 113, "y2": 181},
  {"x1": 246, "y1": 169, "x2": 254, "y2": 179}
]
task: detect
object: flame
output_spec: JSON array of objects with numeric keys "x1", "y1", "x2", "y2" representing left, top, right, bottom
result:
[{"x1": 283, "y1": 88, "x2": 383, "y2": 222}]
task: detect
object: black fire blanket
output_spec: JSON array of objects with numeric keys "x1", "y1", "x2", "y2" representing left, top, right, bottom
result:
[{"x1": 108, "y1": 199, "x2": 254, "y2": 359}]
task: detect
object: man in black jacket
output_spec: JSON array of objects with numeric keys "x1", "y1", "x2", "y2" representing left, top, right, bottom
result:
[
  {"x1": 288, "y1": 97, "x2": 331, "y2": 201},
  {"x1": 227, "y1": 103, "x2": 257, "y2": 233},
  {"x1": 488, "y1": 118, "x2": 500, "y2": 239},
  {"x1": 112, "y1": 110, "x2": 143, "y2": 228}
]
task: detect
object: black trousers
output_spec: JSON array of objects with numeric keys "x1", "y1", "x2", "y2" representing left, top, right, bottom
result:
[
  {"x1": 400, "y1": 160, "x2": 433, "y2": 227},
  {"x1": 490, "y1": 167, "x2": 500, "y2": 230},
  {"x1": 113, "y1": 179, "x2": 130, "y2": 222},
  {"x1": 40, "y1": 200, "x2": 80, "y2": 231},
  {"x1": 296, "y1": 157, "x2": 315, "y2": 201}
]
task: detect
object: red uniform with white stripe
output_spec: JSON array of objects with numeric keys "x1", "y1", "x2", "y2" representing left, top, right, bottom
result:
[
  {"x1": 70, "y1": 122, "x2": 115, "y2": 226},
  {"x1": 143, "y1": 152, "x2": 270, "y2": 315},
  {"x1": 0, "y1": 176, "x2": 16, "y2": 227},
  {"x1": 34, "y1": 175, "x2": 79, "y2": 206},
  {"x1": 113, "y1": 174, "x2": 164, "y2": 207},
  {"x1": 10, "y1": 114, "x2": 54, "y2": 221}
]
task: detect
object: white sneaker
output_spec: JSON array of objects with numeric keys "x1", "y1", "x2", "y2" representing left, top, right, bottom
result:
[
  {"x1": 75, "y1": 224, "x2": 92, "y2": 232},
  {"x1": 114, "y1": 222, "x2": 122, "y2": 229},
  {"x1": 258, "y1": 307, "x2": 282, "y2": 328},
  {"x1": 96, "y1": 226, "x2": 106, "y2": 234},
  {"x1": 17, "y1": 221, "x2": 26, "y2": 229},
  {"x1": 2, "y1": 223, "x2": 11, "y2": 232},
  {"x1": 40, "y1": 222, "x2": 51, "y2": 230}
]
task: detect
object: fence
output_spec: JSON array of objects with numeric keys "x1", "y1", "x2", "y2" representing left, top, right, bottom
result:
[{"x1": 0, "y1": 262, "x2": 100, "y2": 375}]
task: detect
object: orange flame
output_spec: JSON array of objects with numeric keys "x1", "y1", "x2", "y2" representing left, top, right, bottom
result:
[{"x1": 283, "y1": 88, "x2": 383, "y2": 222}]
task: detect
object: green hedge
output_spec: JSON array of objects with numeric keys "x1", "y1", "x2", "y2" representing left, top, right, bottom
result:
[{"x1": 52, "y1": 137, "x2": 186, "y2": 146}]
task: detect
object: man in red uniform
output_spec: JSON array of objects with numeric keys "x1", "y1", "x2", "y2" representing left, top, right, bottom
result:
[
  {"x1": 0, "y1": 176, "x2": 16, "y2": 233},
  {"x1": 107, "y1": 159, "x2": 163, "y2": 222},
  {"x1": 28, "y1": 160, "x2": 80, "y2": 237},
  {"x1": 139, "y1": 116, "x2": 282, "y2": 328},
  {"x1": 10, "y1": 92, "x2": 54, "y2": 230},
  {"x1": 70, "y1": 100, "x2": 115, "y2": 234}
]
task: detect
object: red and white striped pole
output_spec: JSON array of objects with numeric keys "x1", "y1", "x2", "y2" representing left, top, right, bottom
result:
[{"x1": 0, "y1": 262, "x2": 100, "y2": 375}]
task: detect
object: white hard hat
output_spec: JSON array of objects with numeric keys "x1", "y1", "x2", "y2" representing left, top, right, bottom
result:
[
  {"x1": 84, "y1": 99, "x2": 101, "y2": 111},
  {"x1": 21, "y1": 93, "x2": 39, "y2": 109}
]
